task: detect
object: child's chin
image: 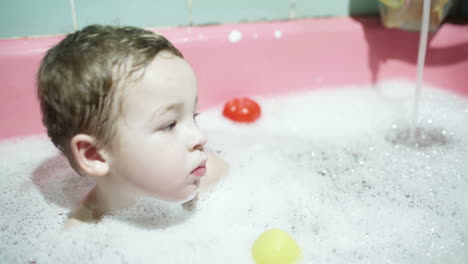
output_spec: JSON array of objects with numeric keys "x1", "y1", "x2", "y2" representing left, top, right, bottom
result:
[{"x1": 176, "y1": 188, "x2": 199, "y2": 204}]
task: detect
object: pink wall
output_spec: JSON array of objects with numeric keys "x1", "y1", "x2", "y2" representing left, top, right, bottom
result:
[{"x1": 0, "y1": 17, "x2": 467, "y2": 141}]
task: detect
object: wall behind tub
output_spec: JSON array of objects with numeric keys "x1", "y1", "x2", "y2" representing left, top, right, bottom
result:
[
  {"x1": 2, "y1": 0, "x2": 467, "y2": 39},
  {"x1": 0, "y1": 0, "x2": 383, "y2": 39}
]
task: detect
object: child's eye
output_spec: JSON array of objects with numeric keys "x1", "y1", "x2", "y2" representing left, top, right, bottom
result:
[
  {"x1": 161, "y1": 121, "x2": 177, "y2": 132},
  {"x1": 193, "y1": 113, "x2": 200, "y2": 124}
]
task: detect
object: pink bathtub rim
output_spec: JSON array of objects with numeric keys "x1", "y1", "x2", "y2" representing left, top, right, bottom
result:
[{"x1": 0, "y1": 16, "x2": 467, "y2": 141}]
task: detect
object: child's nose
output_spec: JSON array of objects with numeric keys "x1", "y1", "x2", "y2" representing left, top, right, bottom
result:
[{"x1": 188, "y1": 125, "x2": 207, "y2": 152}]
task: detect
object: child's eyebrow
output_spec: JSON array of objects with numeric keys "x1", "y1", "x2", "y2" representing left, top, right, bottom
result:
[{"x1": 149, "y1": 103, "x2": 182, "y2": 121}]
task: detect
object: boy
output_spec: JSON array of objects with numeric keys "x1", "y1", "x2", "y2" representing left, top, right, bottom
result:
[{"x1": 37, "y1": 25, "x2": 227, "y2": 224}]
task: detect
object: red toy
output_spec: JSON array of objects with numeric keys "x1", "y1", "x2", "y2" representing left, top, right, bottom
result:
[{"x1": 223, "y1": 97, "x2": 261, "y2": 123}]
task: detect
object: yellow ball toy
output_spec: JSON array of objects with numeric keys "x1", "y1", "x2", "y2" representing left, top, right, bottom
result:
[{"x1": 252, "y1": 228, "x2": 301, "y2": 264}]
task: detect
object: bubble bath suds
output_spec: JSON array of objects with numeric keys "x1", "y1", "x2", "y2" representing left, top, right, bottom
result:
[{"x1": 1, "y1": 80, "x2": 467, "y2": 263}]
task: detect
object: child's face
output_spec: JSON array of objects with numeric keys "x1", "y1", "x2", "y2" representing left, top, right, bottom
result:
[{"x1": 107, "y1": 51, "x2": 207, "y2": 202}]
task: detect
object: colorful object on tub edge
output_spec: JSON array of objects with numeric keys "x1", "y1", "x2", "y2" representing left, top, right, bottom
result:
[
  {"x1": 222, "y1": 97, "x2": 261, "y2": 123},
  {"x1": 379, "y1": 0, "x2": 406, "y2": 8},
  {"x1": 252, "y1": 228, "x2": 301, "y2": 264}
]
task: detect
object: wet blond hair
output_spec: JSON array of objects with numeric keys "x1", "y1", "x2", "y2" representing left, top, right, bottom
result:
[{"x1": 37, "y1": 25, "x2": 183, "y2": 170}]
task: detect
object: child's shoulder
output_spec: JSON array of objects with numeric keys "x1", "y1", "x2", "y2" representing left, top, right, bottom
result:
[
  {"x1": 63, "y1": 205, "x2": 100, "y2": 230},
  {"x1": 62, "y1": 187, "x2": 104, "y2": 230}
]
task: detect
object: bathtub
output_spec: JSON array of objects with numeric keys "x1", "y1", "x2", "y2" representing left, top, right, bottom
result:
[
  {"x1": 1, "y1": 16, "x2": 467, "y2": 141},
  {"x1": 1, "y1": 16, "x2": 468, "y2": 263}
]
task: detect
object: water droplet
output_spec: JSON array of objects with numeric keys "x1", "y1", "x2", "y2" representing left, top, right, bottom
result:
[
  {"x1": 274, "y1": 30, "x2": 283, "y2": 38},
  {"x1": 228, "y1": 30, "x2": 242, "y2": 43}
]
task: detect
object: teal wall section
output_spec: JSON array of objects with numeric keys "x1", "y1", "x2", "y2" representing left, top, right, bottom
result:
[
  {"x1": 75, "y1": 0, "x2": 188, "y2": 29},
  {"x1": 191, "y1": 0, "x2": 289, "y2": 25},
  {"x1": 0, "y1": 0, "x2": 466, "y2": 39},
  {"x1": 0, "y1": 0, "x2": 74, "y2": 38},
  {"x1": 461, "y1": 0, "x2": 468, "y2": 17}
]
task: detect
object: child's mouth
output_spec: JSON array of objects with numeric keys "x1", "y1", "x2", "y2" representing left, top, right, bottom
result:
[{"x1": 191, "y1": 161, "x2": 207, "y2": 177}]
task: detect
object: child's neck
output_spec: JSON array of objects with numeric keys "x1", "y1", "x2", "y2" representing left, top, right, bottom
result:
[
  {"x1": 69, "y1": 176, "x2": 139, "y2": 223},
  {"x1": 87, "y1": 178, "x2": 139, "y2": 216}
]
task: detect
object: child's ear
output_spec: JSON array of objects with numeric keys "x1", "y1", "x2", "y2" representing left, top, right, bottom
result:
[{"x1": 70, "y1": 134, "x2": 109, "y2": 177}]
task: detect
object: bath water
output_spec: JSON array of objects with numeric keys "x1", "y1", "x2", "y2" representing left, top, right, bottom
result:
[{"x1": 1, "y1": 80, "x2": 467, "y2": 263}]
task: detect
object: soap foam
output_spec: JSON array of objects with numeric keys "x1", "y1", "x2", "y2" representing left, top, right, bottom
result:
[{"x1": 1, "y1": 80, "x2": 467, "y2": 263}]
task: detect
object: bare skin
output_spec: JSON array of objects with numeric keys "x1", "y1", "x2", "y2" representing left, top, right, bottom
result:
[
  {"x1": 62, "y1": 52, "x2": 226, "y2": 230},
  {"x1": 63, "y1": 152, "x2": 228, "y2": 229}
]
